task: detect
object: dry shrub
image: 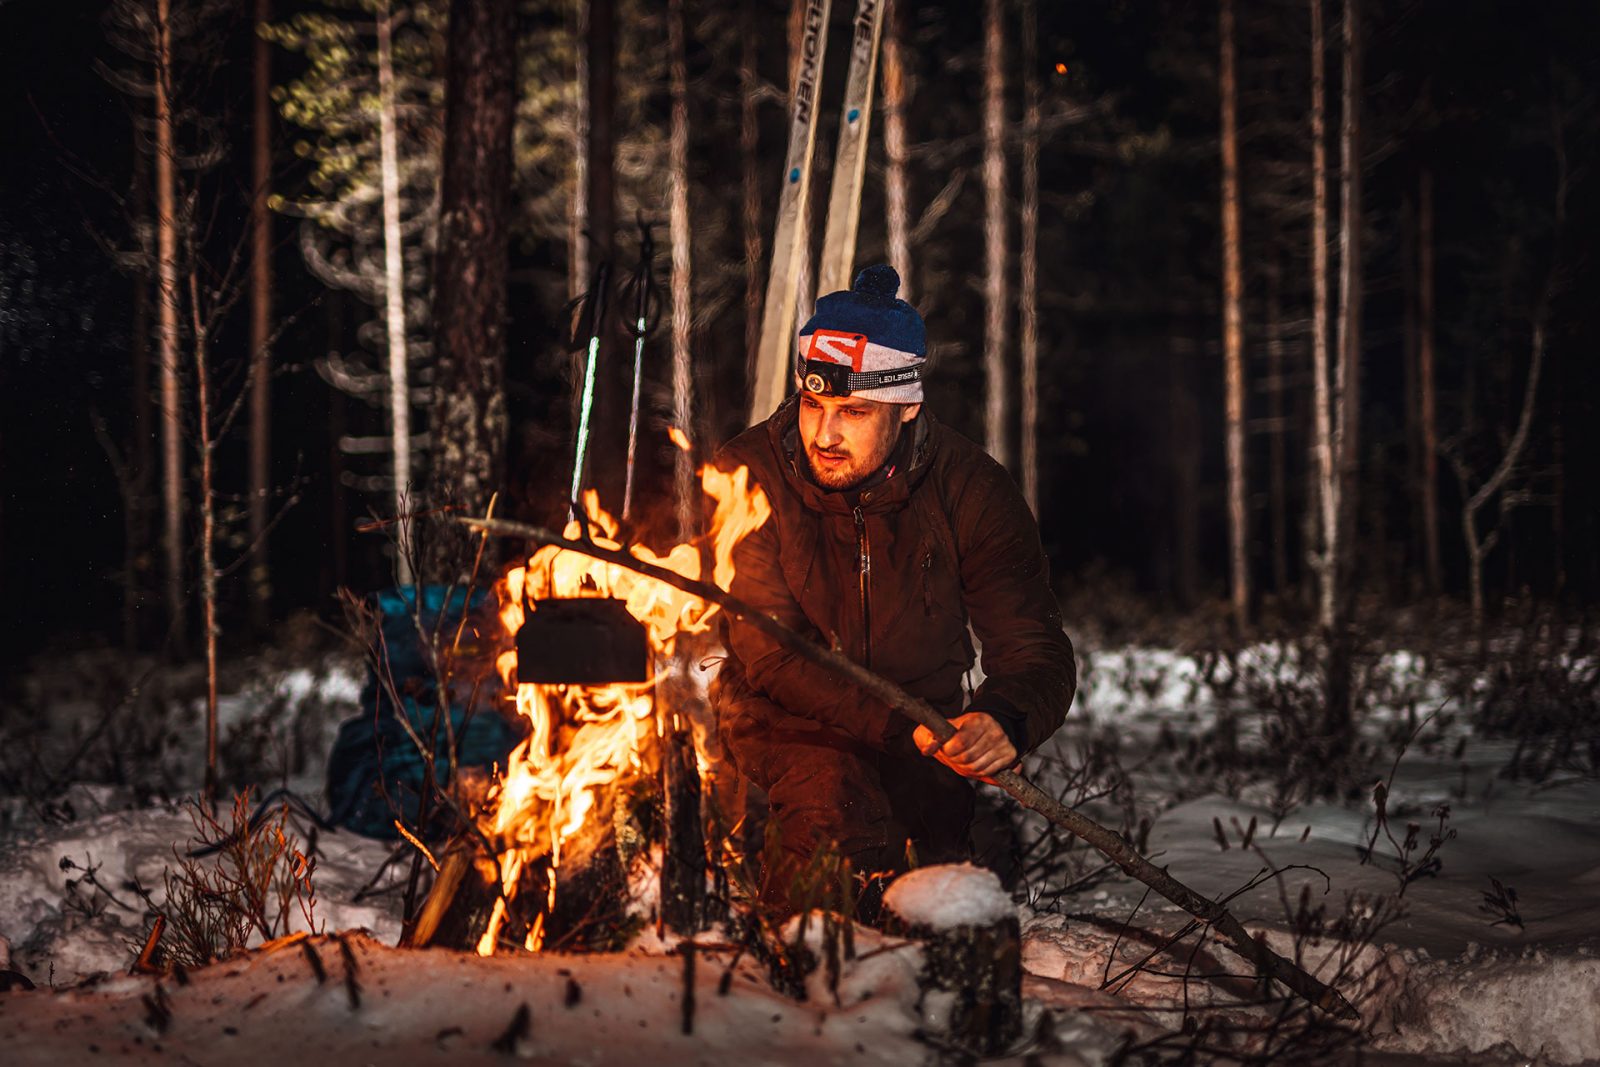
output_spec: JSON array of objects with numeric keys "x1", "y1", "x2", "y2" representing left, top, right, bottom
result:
[
  {"x1": 1471, "y1": 610, "x2": 1600, "y2": 782},
  {"x1": 1104, "y1": 877, "x2": 1405, "y2": 1065},
  {"x1": 141, "y1": 790, "x2": 322, "y2": 969},
  {"x1": 1012, "y1": 736, "x2": 1148, "y2": 912}
]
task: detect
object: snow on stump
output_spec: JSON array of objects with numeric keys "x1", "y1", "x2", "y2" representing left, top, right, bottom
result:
[{"x1": 883, "y1": 862, "x2": 1022, "y2": 1056}]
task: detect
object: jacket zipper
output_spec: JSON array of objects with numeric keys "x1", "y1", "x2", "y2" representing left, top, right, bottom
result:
[
  {"x1": 853, "y1": 505, "x2": 872, "y2": 667},
  {"x1": 921, "y1": 548, "x2": 935, "y2": 615}
]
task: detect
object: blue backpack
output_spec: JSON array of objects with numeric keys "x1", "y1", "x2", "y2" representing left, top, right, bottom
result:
[{"x1": 325, "y1": 585, "x2": 524, "y2": 839}]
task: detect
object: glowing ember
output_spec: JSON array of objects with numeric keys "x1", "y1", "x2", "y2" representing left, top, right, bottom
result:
[{"x1": 475, "y1": 464, "x2": 770, "y2": 955}]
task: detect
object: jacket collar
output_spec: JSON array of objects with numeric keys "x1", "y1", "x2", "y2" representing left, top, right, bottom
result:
[{"x1": 764, "y1": 393, "x2": 938, "y2": 515}]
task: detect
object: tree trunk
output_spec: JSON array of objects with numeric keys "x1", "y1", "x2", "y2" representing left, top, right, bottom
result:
[
  {"x1": 1267, "y1": 261, "x2": 1289, "y2": 596},
  {"x1": 377, "y1": 1, "x2": 415, "y2": 584},
  {"x1": 586, "y1": 0, "x2": 622, "y2": 503},
  {"x1": 885, "y1": 900, "x2": 1022, "y2": 1056},
  {"x1": 882, "y1": 0, "x2": 911, "y2": 302},
  {"x1": 127, "y1": 131, "x2": 153, "y2": 653},
  {"x1": 982, "y1": 0, "x2": 1008, "y2": 469},
  {"x1": 1401, "y1": 187, "x2": 1421, "y2": 595},
  {"x1": 1019, "y1": 0, "x2": 1040, "y2": 515},
  {"x1": 1324, "y1": 0, "x2": 1362, "y2": 737},
  {"x1": 1220, "y1": 0, "x2": 1248, "y2": 632},
  {"x1": 1455, "y1": 134, "x2": 1564, "y2": 634},
  {"x1": 668, "y1": 0, "x2": 695, "y2": 541},
  {"x1": 1171, "y1": 332, "x2": 1201, "y2": 609},
  {"x1": 1418, "y1": 168, "x2": 1441, "y2": 595},
  {"x1": 155, "y1": 0, "x2": 186, "y2": 650},
  {"x1": 659, "y1": 703, "x2": 704, "y2": 935},
  {"x1": 1334, "y1": 0, "x2": 1363, "y2": 590},
  {"x1": 326, "y1": 293, "x2": 350, "y2": 595},
  {"x1": 569, "y1": 0, "x2": 589, "y2": 303},
  {"x1": 1461, "y1": 322, "x2": 1545, "y2": 632},
  {"x1": 190, "y1": 270, "x2": 219, "y2": 805},
  {"x1": 247, "y1": 0, "x2": 274, "y2": 630},
  {"x1": 427, "y1": 0, "x2": 515, "y2": 582},
  {"x1": 1308, "y1": 0, "x2": 1335, "y2": 631},
  {"x1": 740, "y1": 5, "x2": 761, "y2": 384},
  {"x1": 586, "y1": 0, "x2": 615, "y2": 280}
]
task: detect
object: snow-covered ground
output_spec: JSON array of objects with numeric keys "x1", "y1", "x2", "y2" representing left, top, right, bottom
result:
[{"x1": 1, "y1": 641, "x2": 1596, "y2": 1064}]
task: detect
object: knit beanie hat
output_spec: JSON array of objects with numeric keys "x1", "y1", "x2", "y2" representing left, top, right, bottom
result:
[{"x1": 796, "y1": 264, "x2": 926, "y2": 404}]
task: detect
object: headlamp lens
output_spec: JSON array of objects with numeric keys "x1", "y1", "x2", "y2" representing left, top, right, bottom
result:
[{"x1": 800, "y1": 360, "x2": 852, "y2": 397}]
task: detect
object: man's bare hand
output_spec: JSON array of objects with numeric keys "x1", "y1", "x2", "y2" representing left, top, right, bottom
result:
[{"x1": 913, "y1": 712, "x2": 1018, "y2": 781}]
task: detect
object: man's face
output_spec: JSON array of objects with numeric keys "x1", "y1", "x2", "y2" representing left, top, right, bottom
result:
[{"x1": 797, "y1": 391, "x2": 920, "y2": 490}]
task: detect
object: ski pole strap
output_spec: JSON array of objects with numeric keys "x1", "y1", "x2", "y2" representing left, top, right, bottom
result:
[{"x1": 800, "y1": 359, "x2": 923, "y2": 398}]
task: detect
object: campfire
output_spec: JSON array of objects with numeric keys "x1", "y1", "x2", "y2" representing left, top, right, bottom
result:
[{"x1": 461, "y1": 461, "x2": 770, "y2": 955}]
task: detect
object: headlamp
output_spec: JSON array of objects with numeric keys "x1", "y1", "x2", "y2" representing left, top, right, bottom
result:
[{"x1": 799, "y1": 359, "x2": 923, "y2": 398}]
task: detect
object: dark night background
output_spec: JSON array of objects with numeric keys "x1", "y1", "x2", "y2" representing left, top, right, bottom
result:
[{"x1": 2, "y1": 0, "x2": 1597, "y2": 666}]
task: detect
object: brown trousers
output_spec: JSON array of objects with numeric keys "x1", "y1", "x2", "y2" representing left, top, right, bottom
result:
[{"x1": 729, "y1": 711, "x2": 976, "y2": 916}]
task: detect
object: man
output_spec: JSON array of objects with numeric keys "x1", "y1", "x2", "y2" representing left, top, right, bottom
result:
[{"x1": 713, "y1": 264, "x2": 1076, "y2": 914}]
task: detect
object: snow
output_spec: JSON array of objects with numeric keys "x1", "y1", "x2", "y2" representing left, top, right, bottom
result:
[
  {"x1": 3, "y1": 641, "x2": 1598, "y2": 1064},
  {"x1": 0, "y1": 796, "x2": 404, "y2": 987},
  {"x1": 882, "y1": 862, "x2": 1014, "y2": 930},
  {"x1": 0, "y1": 930, "x2": 939, "y2": 1066}
]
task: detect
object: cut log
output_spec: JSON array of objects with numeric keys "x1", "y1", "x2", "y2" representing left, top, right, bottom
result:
[{"x1": 883, "y1": 863, "x2": 1022, "y2": 1056}]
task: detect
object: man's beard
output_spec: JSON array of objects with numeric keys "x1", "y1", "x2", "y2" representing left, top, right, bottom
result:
[
  {"x1": 805, "y1": 444, "x2": 867, "y2": 489},
  {"x1": 804, "y1": 424, "x2": 900, "y2": 490}
]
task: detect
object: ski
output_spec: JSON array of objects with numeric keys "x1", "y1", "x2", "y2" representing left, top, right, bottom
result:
[
  {"x1": 750, "y1": 0, "x2": 834, "y2": 426},
  {"x1": 816, "y1": 0, "x2": 888, "y2": 298}
]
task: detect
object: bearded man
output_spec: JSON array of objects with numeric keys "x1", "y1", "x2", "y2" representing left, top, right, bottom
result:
[{"x1": 712, "y1": 264, "x2": 1076, "y2": 914}]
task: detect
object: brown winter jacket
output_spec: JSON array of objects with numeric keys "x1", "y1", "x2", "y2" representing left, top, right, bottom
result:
[{"x1": 713, "y1": 396, "x2": 1076, "y2": 773}]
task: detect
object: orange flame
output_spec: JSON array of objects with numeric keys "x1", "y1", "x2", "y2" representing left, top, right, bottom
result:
[{"x1": 475, "y1": 464, "x2": 769, "y2": 955}]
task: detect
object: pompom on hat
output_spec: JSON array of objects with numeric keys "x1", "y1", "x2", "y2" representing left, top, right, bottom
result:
[{"x1": 796, "y1": 264, "x2": 926, "y2": 404}]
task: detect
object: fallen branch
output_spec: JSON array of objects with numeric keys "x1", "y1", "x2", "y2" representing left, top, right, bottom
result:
[{"x1": 456, "y1": 516, "x2": 1359, "y2": 1021}]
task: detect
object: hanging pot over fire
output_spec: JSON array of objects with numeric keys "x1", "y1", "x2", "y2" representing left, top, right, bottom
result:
[{"x1": 516, "y1": 257, "x2": 650, "y2": 686}]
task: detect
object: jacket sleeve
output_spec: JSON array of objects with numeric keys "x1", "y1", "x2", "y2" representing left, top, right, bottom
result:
[
  {"x1": 720, "y1": 499, "x2": 905, "y2": 750},
  {"x1": 956, "y1": 462, "x2": 1077, "y2": 754}
]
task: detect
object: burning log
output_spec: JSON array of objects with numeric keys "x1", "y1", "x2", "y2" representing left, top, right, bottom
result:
[
  {"x1": 406, "y1": 842, "x2": 500, "y2": 951},
  {"x1": 658, "y1": 649, "x2": 705, "y2": 936},
  {"x1": 456, "y1": 513, "x2": 1360, "y2": 1021},
  {"x1": 883, "y1": 864, "x2": 1023, "y2": 1056}
]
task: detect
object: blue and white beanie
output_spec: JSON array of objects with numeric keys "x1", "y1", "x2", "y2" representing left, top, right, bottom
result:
[{"x1": 797, "y1": 264, "x2": 926, "y2": 404}]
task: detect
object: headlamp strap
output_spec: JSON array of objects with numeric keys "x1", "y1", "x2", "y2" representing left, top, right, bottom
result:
[{"x1": 800, "y1": 359, "x2": 923, "y2": 397}]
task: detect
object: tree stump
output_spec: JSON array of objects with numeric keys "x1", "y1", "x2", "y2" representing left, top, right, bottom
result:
[{"x1": 883, "y1": 863, "x2": 1022, "y2": 1056}]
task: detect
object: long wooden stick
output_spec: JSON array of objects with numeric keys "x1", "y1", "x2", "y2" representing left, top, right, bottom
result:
[{"x1": 457, "y1": 516, "x2": 1359, "y2": 1020}]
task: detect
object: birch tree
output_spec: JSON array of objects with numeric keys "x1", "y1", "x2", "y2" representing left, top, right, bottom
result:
[
  {"x1": 982, "y1": 0, "x2": 1009, "y2": 470},
  {"x1": 376, "y1": 0, "x2": 415, "y2": 580},
  {"x1": 1445, "y1": 97, "x2": 1575, "y2": 634},
  {"x1": 270, "y1": 0, "x2": 443, "y2": 579},
  {"x1": 1306, "y1": 0, "x2": 1334, "y2": 627},
  {"x1": 668, "y1": 0, "x2": 694, "y2": 540}
]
